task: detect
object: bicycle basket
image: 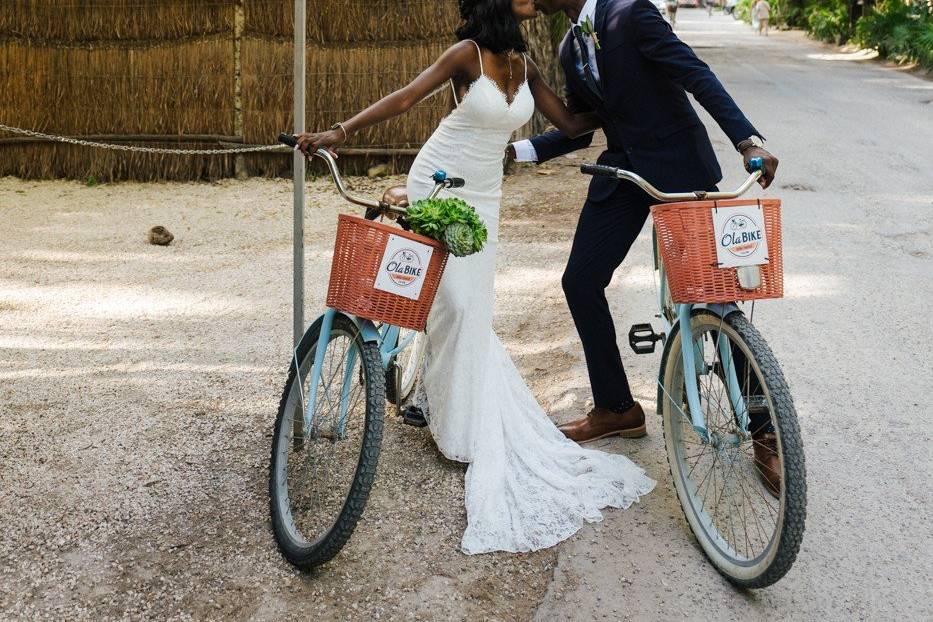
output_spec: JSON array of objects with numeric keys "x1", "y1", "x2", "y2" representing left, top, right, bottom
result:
[
  {"x1": 651, "y1": 199, "x2": 784, "y2": 304},
  {"x1": 327, "y1": 215, "x2": 449, "y2": 331}
]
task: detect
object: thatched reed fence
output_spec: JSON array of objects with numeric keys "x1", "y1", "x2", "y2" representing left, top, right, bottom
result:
[{"x1": 0, "y1": 1, "x2": 562, "y2": 181}]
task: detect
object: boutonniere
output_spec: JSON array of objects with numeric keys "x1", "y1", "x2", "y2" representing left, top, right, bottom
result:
[{"x1": 580, "y1": 16, "x2": 601, "y2": 50}]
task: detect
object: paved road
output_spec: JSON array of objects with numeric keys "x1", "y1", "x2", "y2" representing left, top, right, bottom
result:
[{"x1": 534, "y1": 9, "x2": 932, "y2": 621}]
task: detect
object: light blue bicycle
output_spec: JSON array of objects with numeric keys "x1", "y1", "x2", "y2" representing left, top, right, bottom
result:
[
  {"x1": 582, "y1": 160, "x2": 806, "y2": 588},
  {"x1": 269, "y1": 136, "x2": 461, "y2": 570},
  {"x1": 268, "y1": 133, "x2": 805, "y2": 585}
]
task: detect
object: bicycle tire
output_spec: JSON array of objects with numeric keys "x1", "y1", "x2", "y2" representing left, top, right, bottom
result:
[
  {"x1": 385, "y1": 330, "x2": 425, "y2": 405},
  {"x1": 658, "y1": 309, "x2": 806, "y2": 588},
  {"x1": 269, "y1": 314, "x2": 385, "y2": 570}
]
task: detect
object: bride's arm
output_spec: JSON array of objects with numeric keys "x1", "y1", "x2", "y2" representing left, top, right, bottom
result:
[
  {"x1": 296, "y1": 41, "x2": 475, "y2": 156},
  {"x1": 526, "y1": 58, "x2": 600, "y2": 140}
]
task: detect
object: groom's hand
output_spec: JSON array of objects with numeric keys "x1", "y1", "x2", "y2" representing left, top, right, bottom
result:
[{"x1": 742, "y1": 146, "x2": 779, "y2": 189}]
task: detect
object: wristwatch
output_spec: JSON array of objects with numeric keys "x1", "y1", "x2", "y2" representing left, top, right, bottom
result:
[{"x1": 736, "y1": 135, "x2": 764, "y2": 153}]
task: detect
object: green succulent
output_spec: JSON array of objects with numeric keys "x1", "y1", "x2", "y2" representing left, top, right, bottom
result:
[
  {"x1": 405, "y1": 198, "x2": 488, "y2": 257},
  {"x1": 443, "y1": 222, "x2": 475, "y2": 257}
]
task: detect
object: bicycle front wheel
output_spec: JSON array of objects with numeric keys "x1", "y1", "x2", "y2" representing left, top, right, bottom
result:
[
  {"x1": 269, "y1": 314, "x2": 385, "y2": 570},
  {"x1": 658, "y1": 309, "x2": 806, "y2": 588}
]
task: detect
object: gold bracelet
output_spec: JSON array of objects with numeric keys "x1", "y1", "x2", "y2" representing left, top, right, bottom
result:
[{"x1": 330, "y1": 122, "x2": 349, "y2": 141}]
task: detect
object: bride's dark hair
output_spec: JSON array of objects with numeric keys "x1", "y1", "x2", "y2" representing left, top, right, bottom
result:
[{"x1": 456, "y1": 0, "x2": 528, "y2": 54}]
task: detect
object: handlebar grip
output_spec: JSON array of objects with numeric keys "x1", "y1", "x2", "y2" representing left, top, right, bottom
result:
[
  {"x1": 446, "y1": 177, "x2": 465, "y2": 189},
  {"x1": 580, "y1": 163, "x2": 620, "y2": 178},
  {"x1": 278, "y1": 133, "x2": 298, "y2": 148},
  {"x1": 747, "y1": 156, "x2": 764, "y2": 172}
]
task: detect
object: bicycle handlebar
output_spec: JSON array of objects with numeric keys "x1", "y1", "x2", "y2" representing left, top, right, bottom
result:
[
  {"x1": 279, "y1": 133, "x2": 380, "y2": 209},
  {"x1": 277, "y1": 133, "x2": 465, "y2": 214},
  {"x1": 580, "y1": 157, "x2": 764, "y2": 202}
]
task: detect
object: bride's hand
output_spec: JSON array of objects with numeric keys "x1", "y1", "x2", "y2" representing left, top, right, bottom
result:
[{"x1": 295, "y1": 129, "x2": 345, "y2": 159}]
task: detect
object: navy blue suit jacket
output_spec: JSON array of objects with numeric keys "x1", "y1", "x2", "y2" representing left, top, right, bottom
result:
[{"x1": 530, "y1": 0, "x2": 761, "y2": 202}]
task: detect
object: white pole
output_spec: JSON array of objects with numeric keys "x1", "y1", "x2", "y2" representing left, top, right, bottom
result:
[{"x1": 292, "y1": 0, "x2": 306, "y2": 346}]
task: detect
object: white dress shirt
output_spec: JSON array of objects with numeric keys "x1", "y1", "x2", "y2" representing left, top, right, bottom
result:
[{"x1": 512, "y1": 0, "x2": 600, "y2": 163}]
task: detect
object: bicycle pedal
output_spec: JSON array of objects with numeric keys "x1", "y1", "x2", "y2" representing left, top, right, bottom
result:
[
  {"x1": 401, "y1": 405, "x2": 428, "y2": 428},
  {"x1": 629, "y1": 323, "x2": 664, "y2": 355}
]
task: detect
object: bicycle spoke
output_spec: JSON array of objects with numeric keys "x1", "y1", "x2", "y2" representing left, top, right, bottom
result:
[
  {"x1": 683, "y1": 448, "x2": 713, "y2": 462},
  {"x1": 695, "y1": 449, "x2": 722, "y2": 512},
  {"x1": 744, "y1": 461, "x2": 781, "y2": 518},
  {"x1": 734, "y1": 444, "x2": 780, "y2": 522},
  {"x1": 737, "y1": 476, "x2": 753, "y2": 559},
  {"x1": 736, "y1": 471, "x2": 772, "y2": 549},
  {"x1": 721, "y1": 448, "x2": 763, "y2": 556},
  {"x1": 725, "y1": 476, "x2": 740, "y2": 556}
]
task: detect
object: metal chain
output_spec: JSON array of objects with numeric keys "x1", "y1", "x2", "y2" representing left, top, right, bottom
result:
[{"x1": 0, "y1": 123, "x2": 284, "y2": 155}]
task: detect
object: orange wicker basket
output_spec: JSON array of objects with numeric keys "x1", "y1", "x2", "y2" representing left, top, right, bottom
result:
[
  {"x1": 651, "y1": 199, "x2": 784, "y2": 304},
  {"x1": 326, "y1": 214, "x2": 449, "y2": 331}
]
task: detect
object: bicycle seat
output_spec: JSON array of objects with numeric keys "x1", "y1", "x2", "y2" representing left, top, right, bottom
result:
[{"x1": 381, "y1": 185, "x2": 409, "y2": 208}]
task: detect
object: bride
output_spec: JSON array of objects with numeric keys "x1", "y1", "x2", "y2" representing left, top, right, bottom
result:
[{"x1": 296, "y1": 0, "x2": 654, "y2": 554}]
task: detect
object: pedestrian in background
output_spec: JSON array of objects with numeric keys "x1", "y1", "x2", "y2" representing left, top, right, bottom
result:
[
  {"x1": 664, "y1": 0, "x2": 678, "y2": 26},
  {"x1": 752, "y1": 0, "x2": 771, "y2": 35}
]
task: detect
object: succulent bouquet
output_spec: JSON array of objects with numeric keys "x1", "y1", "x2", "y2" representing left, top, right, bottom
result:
[{"x1": 403, "y1": 198, "x2": 488, "y2": 257}]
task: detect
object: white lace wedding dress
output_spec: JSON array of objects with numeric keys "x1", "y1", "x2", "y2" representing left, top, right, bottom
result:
[{"x1": 405, "y1": 42, "x2": 655, "y2": 555}]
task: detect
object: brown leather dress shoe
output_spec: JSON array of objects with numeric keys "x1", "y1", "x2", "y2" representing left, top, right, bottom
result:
[
  {"x1": 753, "y1": 432, "x2": 781, "y2": 498},
  {"x1": 558, "y1": 403, "x2": 647, "y2": 443}
]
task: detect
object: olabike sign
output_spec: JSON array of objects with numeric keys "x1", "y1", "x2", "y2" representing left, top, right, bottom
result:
[
  {"x1": 711, "y1": 204, "x2": 770, "y2": 268},
  {"x1": 374, "y1": 234, "x2": 434, "y2": 301}
]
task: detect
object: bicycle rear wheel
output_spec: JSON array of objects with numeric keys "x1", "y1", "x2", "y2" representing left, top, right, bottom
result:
[
  {"x1": 652, "y1": 229, "x2": 676, "y2": 326},
  {"x1": 658, "y1": 309, "x2": 806, "y2": 588},
  {"x1": 385, "y1": 329, "x2": 426, "y2": 405},
  {"x1": 269, "y1": 314, "x2": 384, "y2": 570}
]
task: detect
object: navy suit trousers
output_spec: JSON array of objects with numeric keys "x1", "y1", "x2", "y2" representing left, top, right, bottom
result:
[
  {"x1": 562, "y1": 180, "x2": 652, "y2": 411},
  {"x1": 562, "y1": 180, "x2": 770, "y2": 432}
]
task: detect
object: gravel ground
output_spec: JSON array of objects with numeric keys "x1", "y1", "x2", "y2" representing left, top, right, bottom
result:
[
  {"x1": 3, "y1": 9, "x2": 932, "y2": 622},
  {"x1": 0, "y1": 159, "x2": 594, "y2": 620}
]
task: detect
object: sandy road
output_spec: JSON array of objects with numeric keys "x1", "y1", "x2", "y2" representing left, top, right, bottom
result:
[
  {"x1": 534, "y1": 10, "x2": 933, "y2": 621},
  {"x1": 1, "y1": 8, "x2": 931, "y2": 622}
]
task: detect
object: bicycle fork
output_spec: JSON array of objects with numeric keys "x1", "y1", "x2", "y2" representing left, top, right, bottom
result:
[
  {"x1": 675, "y1": 303, "x2": 750, "y2": 444},
  {"x1": 303, "y1": 308, "x2": 337, "y2": 435},
  {"x1": 303, "y1": 309, "x2": 419, "y2": 438},
  {"x1": 303, "y1": 308, "x2": 359, "y2": 439}
]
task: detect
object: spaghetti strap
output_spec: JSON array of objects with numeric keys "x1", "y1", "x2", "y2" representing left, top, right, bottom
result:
[
  {"x1": 522, "y1": 53, "x2": 528, "y2": 82},
  {"x1": 449, "y1": 78, "x2": 460, "y2": 107},
  {"x1": 468, "y1": 39, "x2": 484, "y2": 76}
]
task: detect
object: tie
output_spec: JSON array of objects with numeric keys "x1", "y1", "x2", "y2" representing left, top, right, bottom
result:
[{"x1": 572, "y1": 25, "x2": 603, "y2": 100}]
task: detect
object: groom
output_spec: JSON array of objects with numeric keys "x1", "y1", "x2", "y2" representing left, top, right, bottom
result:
[{"x1": 510, "y1": 0, "x2": 779, "y2": 469}]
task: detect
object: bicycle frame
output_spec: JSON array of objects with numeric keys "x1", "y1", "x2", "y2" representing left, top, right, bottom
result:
[
  {"x1": 652, "y1": 232, "x2": 750, "y2": 443},
  {"x1": 301, "y1": 308, "x2": 413, "y2": 436},
  {"x1": 583, "y1": 159, "x2": 765, "y2": 443},
  {"x1": 288, "y1": 144, "x2": 454, "y2": 437}
]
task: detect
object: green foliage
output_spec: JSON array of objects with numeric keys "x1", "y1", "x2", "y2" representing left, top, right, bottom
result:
[
  {"x1": 743, "y1": 0, "x2": 931, "y2": 67},
  {"x1": 549, "y1": 12, "x2": 570, "y2": 46},
  {"x1": 748, "y1": 0, "x2": 828, "y2": 29},
  {"x1": 919, "y1": 21, "x2": 933, "y2": 65},
  {"x1": 405, "y1": 198, "x2": 488, "y2": 257},
  {"x1": 775, "y1": 0, "x2": 810, "y2": 28},
  {"x1": 85, "y1": 175, "x2": 98, "y2": 187},
  {"x1": 856, "y1": 1, "x2": 933, "y2": 69},
  {"x1": 807, "y1": 2, "x2": 850, "y2": 43},
  {"x1": 737, "y1": 0, "x2": 809, "y2": 29}
]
